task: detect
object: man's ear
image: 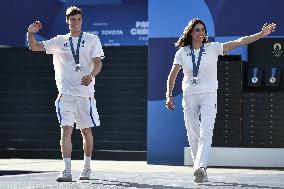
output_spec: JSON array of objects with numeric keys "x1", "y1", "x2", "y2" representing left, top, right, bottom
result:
[{"x1": 66, "y1": 18, "x2": 69, "y2": 24}]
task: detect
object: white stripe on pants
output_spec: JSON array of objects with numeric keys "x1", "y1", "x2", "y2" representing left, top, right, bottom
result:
[{"x1": 182, "y1": 92, "x2": 217, "y2": 168}]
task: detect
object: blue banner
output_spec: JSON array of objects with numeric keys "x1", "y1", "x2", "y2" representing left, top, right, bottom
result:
[
  {"x1": 83, "y1": 5, "x2": 148, "y2": 46},
  {"x1": 47, "y1": 4, "x2": 148, "y2": 46},
  {"x1": 0, "y1": 0, "x2": 147, "y2": 47}
]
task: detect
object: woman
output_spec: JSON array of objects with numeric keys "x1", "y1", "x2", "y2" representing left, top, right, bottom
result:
[{"x1": 166, "y1": 18, "x2": 276, "y2": 183}]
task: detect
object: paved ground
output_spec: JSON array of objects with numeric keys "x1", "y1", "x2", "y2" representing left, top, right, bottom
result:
[{"x1": 0, "y1": 159, "x2": 284, "y2": 189}]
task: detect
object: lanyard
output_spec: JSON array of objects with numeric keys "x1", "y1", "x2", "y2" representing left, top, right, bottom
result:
[
  {"x1": 191, "y1": 44, "x2": 204, "y2": 77},
  {"x1": 69, "y1": 32, "x2": 83, "y2": 65},
  {"x1": 271, "y1": 67, "x2": 276, "y2": 77},
  {"x1": 253, "y1": 68, "x2": 258, "y2": 78}
]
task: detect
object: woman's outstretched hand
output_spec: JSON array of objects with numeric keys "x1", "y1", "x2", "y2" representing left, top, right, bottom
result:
[{"x1": 260, "y1": 23, "x2": 276, "y2": 38}]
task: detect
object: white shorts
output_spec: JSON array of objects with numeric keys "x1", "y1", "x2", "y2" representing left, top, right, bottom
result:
[{"x1": 55, "y1": 94, "x2": 100, "y2": 129}]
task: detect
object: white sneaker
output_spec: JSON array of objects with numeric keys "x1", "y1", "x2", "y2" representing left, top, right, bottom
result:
[
  {"x1": 79, "y1": 168, "x2": 91, "y2": 180},
  {"x1": 194, "y1": 167, "x2": 206, "y2": 183},
  {"x1": 56, "y1": 170, "x2": 72, "y2": 182}
]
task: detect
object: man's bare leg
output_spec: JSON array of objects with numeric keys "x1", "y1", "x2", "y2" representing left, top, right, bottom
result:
[
  {"x1": 79, "y1": 128, "x2": 93, "y2": 180},
  {"x1": 61, "y1": 126, "x2": 73, "y2": 158},
  {"x1": 56, "y1": 126, "x2": 73, "y2": 182},
  {"x1": 81, "y1": 128, "x2": 93, "y2": 157}
]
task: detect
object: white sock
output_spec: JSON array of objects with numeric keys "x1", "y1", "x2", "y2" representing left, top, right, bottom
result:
[
  {"x1": 63, "y1": 158, "x2": 71, "y2": 173},
  {"x1": 83, "y1": 155, "x2": 91, "y2": 170}
]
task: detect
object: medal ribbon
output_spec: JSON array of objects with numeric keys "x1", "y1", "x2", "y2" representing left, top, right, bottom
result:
[
  {"x1": 271, "y1": 67, "x2": 276, "y2": 77},
  {"x1": 69, "y1": 32, "x2": 83, "y2": 65},
  {"x1": 191, "y1": 43, "x2": 204, "y2": 78},
  {"x1": 253, "y1": 68, "x2": 258, "y2": 78}
]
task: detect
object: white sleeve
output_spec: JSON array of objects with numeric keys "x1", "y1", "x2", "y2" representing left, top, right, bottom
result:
[
  {"x1": 173, "y1": 48, "x2": 183, "y2": 67},
  {"x1": 92, "y1": 36, "x2": 104, "y2": 59},
  {"x1": 42, "y1": 36, "x2": 60, "y2": 54},
  {"x1": 211, "y1": 42, "x2": 223, "y2": 56}
]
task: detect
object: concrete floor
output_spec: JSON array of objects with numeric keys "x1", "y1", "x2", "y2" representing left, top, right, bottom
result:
[{"x1": 0, "y1": 159, "x2": 284, "y2": 189}]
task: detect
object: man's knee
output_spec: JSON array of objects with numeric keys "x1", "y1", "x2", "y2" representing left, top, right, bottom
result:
[
  {"x1": 81, "y1": 128, "x2": 92, "y2": 136},
  {"x1": 61, "y1": 126, "x2": 73, "y2": 139}
]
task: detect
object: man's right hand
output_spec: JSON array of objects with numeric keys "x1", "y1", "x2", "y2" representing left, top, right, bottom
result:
[
  {"x1": 28, "y1": 21, "x2": 43, "y2": 33},
  {"x1": 166, "y1": 97, "x2": 175, "y2": 111}
]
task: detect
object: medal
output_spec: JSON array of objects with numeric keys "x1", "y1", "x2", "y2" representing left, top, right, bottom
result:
[
  {"x1": 74, "y1": 64, "x2": 82, "y2": 72},
  {"x1": 251, "y1": 77, "x2": 258, "y2": 83},
  {"x1": 191, "y1": 77, "x2": 199, "y2": 85},
  {"x1": 191, "y1": 44, "x2": 204, "y2": 85},
  {"x1": 251, "y1": 68, "x2": 258, "y2": 84},
  {"x1": 270, "y1": 76, "x2": 276, "y2": 84},
  {"x1": 270, "y1": 67, "x2": 277, "y2": 84},
  {"x1": 69, "y1": 32, "x2": 83, "y2": 72}
]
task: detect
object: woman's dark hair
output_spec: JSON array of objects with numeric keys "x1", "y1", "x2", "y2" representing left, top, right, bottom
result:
[{"x1": 175, "y1": 18, "x2": 209, "y2": 48}]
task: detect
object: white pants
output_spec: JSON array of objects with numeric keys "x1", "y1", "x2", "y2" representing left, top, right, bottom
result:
[{"x1": 182, "y1": 92, "x2": 217, "y2": 168}]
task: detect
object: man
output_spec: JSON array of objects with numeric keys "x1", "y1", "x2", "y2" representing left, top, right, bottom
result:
[{"x1": 27, "y1": 6, "x2": 104, "y2": 182}]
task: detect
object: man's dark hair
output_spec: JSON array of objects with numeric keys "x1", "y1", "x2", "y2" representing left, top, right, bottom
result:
[{"x1": 66, "y1": 6, "x2": 82, "y2": 20}]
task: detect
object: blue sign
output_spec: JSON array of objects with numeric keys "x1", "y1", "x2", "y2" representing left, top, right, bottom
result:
[
  {"x1": 83, "y1": 5, "x2": 148, "y2": 46},
  {"x1": 0, "y1": 0, "x2": 147, "y2": 47}
]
